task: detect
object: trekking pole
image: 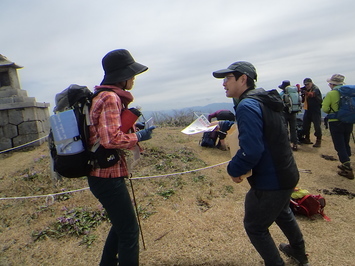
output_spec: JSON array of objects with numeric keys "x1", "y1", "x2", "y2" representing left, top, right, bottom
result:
[
  {"x1": 129, "y1": 176, "x2": 146, "y2": 250},
  {"x1": 352, "y1": 132, "x2": 355, "y2": 144}
]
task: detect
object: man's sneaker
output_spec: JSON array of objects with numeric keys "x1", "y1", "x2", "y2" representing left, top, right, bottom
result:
[{"x1": 279, "y1": 243, "x2": 309, "y2": 266}]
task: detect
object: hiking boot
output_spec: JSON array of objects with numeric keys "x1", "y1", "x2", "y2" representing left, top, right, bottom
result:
[
  {"x1": 302, "y1": 138, "x2": 313, "y2": 144},
  {"x1": 312, "y1": 139, "x2": 321, "y2": 148},
  {"x1": 338, "y1": 163, "x2": 352, "y2": 171},
  {"x1": 338, "y1": 169, "x2": 355, "y2": 180},
  {"x1": 292, "y1": 144, "x2": 298, "y2": 151},
  {"x1": 279, "y1": 243, "x2": 309, "y2": 266}
]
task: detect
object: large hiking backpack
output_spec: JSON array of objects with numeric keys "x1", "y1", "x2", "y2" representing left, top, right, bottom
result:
[
  {"x1": 49, "y1": 84, "x2": 96, "y2": 178},
  {"x1": 282, "y1": 86, "x2": 302, "y2": 113},
  {"x1": 49, "y1": 85, "x2": 142, "y2": 178},
  {"x1": 327, "y1": 85, "x2": 355, "y2": 123}
]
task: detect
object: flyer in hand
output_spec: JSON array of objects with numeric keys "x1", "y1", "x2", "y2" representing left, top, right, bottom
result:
[{"x1": 181, "y1": 115, "x2": 217, "y2": 135}]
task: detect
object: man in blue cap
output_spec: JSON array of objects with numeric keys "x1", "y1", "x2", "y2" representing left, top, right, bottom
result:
[{"x1": 213, "y1": 61, "x2": 309, "y2": 266}]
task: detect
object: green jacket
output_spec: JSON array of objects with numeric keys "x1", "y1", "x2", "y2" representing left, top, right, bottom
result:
[{"x1": 322, "y1": 85, "x2": 342, "y2": 122}]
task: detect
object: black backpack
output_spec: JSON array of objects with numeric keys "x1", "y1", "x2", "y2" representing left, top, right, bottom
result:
[
  {"x1": 49, "y1": 85, "x2": 122, "y2": 178},
  {"x1": 49, "y1": 85, "x2": 95, "y2": 178},
  {"x1": 200, "y1": 131, "x2": 218, "y2": 148}
]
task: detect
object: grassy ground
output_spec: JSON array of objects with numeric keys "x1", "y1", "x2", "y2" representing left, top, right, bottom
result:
[{"x1": 1, "y1": 126, "x2": 355, "y2": 265}]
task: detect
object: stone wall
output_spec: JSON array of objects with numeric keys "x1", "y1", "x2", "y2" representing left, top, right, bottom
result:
[
  {"x1": 0, "y1": 101, "x2": 50, "y2": 151},
  {"x1": 0, "y1": 55, "x2": 50, "y2": 151}
]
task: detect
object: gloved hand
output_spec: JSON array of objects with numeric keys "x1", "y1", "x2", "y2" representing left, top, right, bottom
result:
[
  {"x1": 135, "y1": 126, "x2": 156, "y2": 142},
  {"x1": 135, "y1": 122, "x2": 145, "y2": 130},
  {"x1": 218, "y1": 121, "x2": 234, "y2": 133}
]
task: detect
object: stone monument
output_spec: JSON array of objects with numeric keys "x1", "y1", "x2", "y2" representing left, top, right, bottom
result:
[{"x1": 0, "y1": 54, "x2": 50, "y2": 151}]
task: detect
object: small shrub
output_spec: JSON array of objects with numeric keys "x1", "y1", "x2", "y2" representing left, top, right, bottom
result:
[
  {"x1": 80, "y1": 234, "x2": 97, "y2": 247},
  {"x1": 137, "y1": 204, "x2": 156, "y2": 219},
  {"x1": 32, "y1": 206, "x2": 109, "y2": 247},
  {"x1": 193, "y1": 175, "x2": 206, "y2": 183},
  {"x1": 196, "y1": 197, "x2": 211, "y2": 212},
  {"x1": 225, "y1": 185, "x2": 234, "y2": 194},
  {"x1": 157, "y1": 188, "x2": 175, "y2": 199}
]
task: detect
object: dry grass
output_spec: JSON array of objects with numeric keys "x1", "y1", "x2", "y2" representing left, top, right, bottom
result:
[{"x1": 1, "y1": 126, "x2": 355, "y2": 266}]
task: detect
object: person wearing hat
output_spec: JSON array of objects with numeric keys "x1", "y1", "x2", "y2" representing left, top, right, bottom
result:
[
  {"x1": 322, "y1": 74, "x2": 354, "y2": 180},
  {"x1": 279, "y1": 80, "x2": 300, "y2": 151},
  {"x1": 300, "y1": 78, "x2": 323, "y2": 147},
  {"x1": 213, "y1": 61, "x2": 309, "y2": 265},
  {"x1": 87, "y1": 49, "x2": 155, "y2": 265}
]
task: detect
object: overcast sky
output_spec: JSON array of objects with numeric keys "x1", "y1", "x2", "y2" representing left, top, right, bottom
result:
[{"x1": 2, "y1": 0, "x2": 355, "y2": 112}]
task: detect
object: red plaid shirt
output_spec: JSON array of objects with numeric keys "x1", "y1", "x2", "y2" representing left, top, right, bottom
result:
[{"x1": 89, "y1": 89, "x2": 138, "y2": 178}]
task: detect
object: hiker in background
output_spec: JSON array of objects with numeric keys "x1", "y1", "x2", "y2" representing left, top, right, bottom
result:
[
  {"x1": 212, "y1": 61, "x2": 309, "y2": 266},
  {"x1": 88, "y1": 49, "x2": 155, "y2": 266},
  {"x1": 322, "y1": 74, "x2": 354, "y2": 180},
  {"x1": 208, "y1": 109, "x2": 235, "y2": 150},
  {"x1": 300, "y1": 78, "x2": 323, "y2": 147},
  {"x1": 279, "y1": 80, "x2": 301, "y2": 151}
]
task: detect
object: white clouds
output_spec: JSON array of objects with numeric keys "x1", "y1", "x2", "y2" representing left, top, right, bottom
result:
[{"x1": 1, "y1": 0, "x2": 355, "y2": 111}]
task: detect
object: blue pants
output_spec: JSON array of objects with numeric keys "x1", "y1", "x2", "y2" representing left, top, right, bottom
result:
[
  {"x1": 88, "y1": 176, "x2": 139, "y2": 266},
  {"x1": 244, "y1": 188, "x2": 305, "y2": 266},
  {"x1": 329, "y1": 121, "x2": 353, "y2": 164}
]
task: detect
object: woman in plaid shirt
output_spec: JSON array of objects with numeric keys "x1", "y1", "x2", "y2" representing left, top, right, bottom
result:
[{"x1": 88, "y1": 49, "x2": 155, "y2": 266}]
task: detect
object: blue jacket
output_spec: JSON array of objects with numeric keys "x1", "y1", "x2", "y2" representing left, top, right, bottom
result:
[{"x1": 227, "y1": 88, "x2": 299, "y2": 190}]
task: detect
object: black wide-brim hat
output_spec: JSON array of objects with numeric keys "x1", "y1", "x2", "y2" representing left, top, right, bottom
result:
[
  {"x1": 101, "y1": 49, "x2": 148, "y2": 85},
  {"x1": 278, "y1": 80, "x2": 291, "y2": 89}
]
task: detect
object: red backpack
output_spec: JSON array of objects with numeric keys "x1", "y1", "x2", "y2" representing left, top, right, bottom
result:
[{"x1": 290, "y1": 194, "x2": 330, "y2": 221}]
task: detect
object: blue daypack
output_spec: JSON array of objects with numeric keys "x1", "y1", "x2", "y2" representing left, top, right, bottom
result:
[{"x1": 327, "y1": 85, "x2": 355, "y2": 123}]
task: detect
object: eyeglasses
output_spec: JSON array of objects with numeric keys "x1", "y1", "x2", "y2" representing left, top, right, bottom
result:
[
  {"x1": 223, "y1": 75, "x2": 235, "y2": 82},
  {"x1": 304, "y1": 83, "x2": 311, "y2": 86}
]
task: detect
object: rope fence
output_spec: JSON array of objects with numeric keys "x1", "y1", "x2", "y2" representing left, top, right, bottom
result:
[
  {"x1": 0, "y1": 158, "x2": 312, "y2": 201},
  {"x1": 0, "y1": 136, "x2": 312, "y2": 201},
  {"x1": 0, "y1": 135, "x2": 47, "y2": 155}
]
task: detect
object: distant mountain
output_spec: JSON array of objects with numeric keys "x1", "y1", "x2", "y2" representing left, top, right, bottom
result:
[
  {"x1": 142, "y1": 102, "x2": 328, "y2": 122},
  {"x1": 141, "y1": 102, "x2": 234, "y2": 118}
]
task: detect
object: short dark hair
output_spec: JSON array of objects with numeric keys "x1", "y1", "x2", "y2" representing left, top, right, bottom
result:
[
  {"x1": 303, "y1": 78, "x2": 312, "y2": 84},
  {"x1": 233, "y1": 71, "x2": 256, "y2": 89}
]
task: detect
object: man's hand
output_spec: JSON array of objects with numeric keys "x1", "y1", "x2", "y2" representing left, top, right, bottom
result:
[
  {"x1": 231, "y1": 176, "x2": 244, "y2": 183},
  {"x1": 305, "y1": 91, "x2": 315, "y2": 97},
  {"x1": 218, "y1": 121, "x2": 234, "y2": 133}
]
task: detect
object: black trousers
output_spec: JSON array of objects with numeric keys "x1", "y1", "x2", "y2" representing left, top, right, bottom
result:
[
  {"x1": 302, "y1": 110, "x2": 322, "y2": 139},
  {"x1": 88, "y1": 176, "x2": 139, "y2": 266},
  {"x1": 244, "y1": 188, "x2": 305, "y2": 266}
]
